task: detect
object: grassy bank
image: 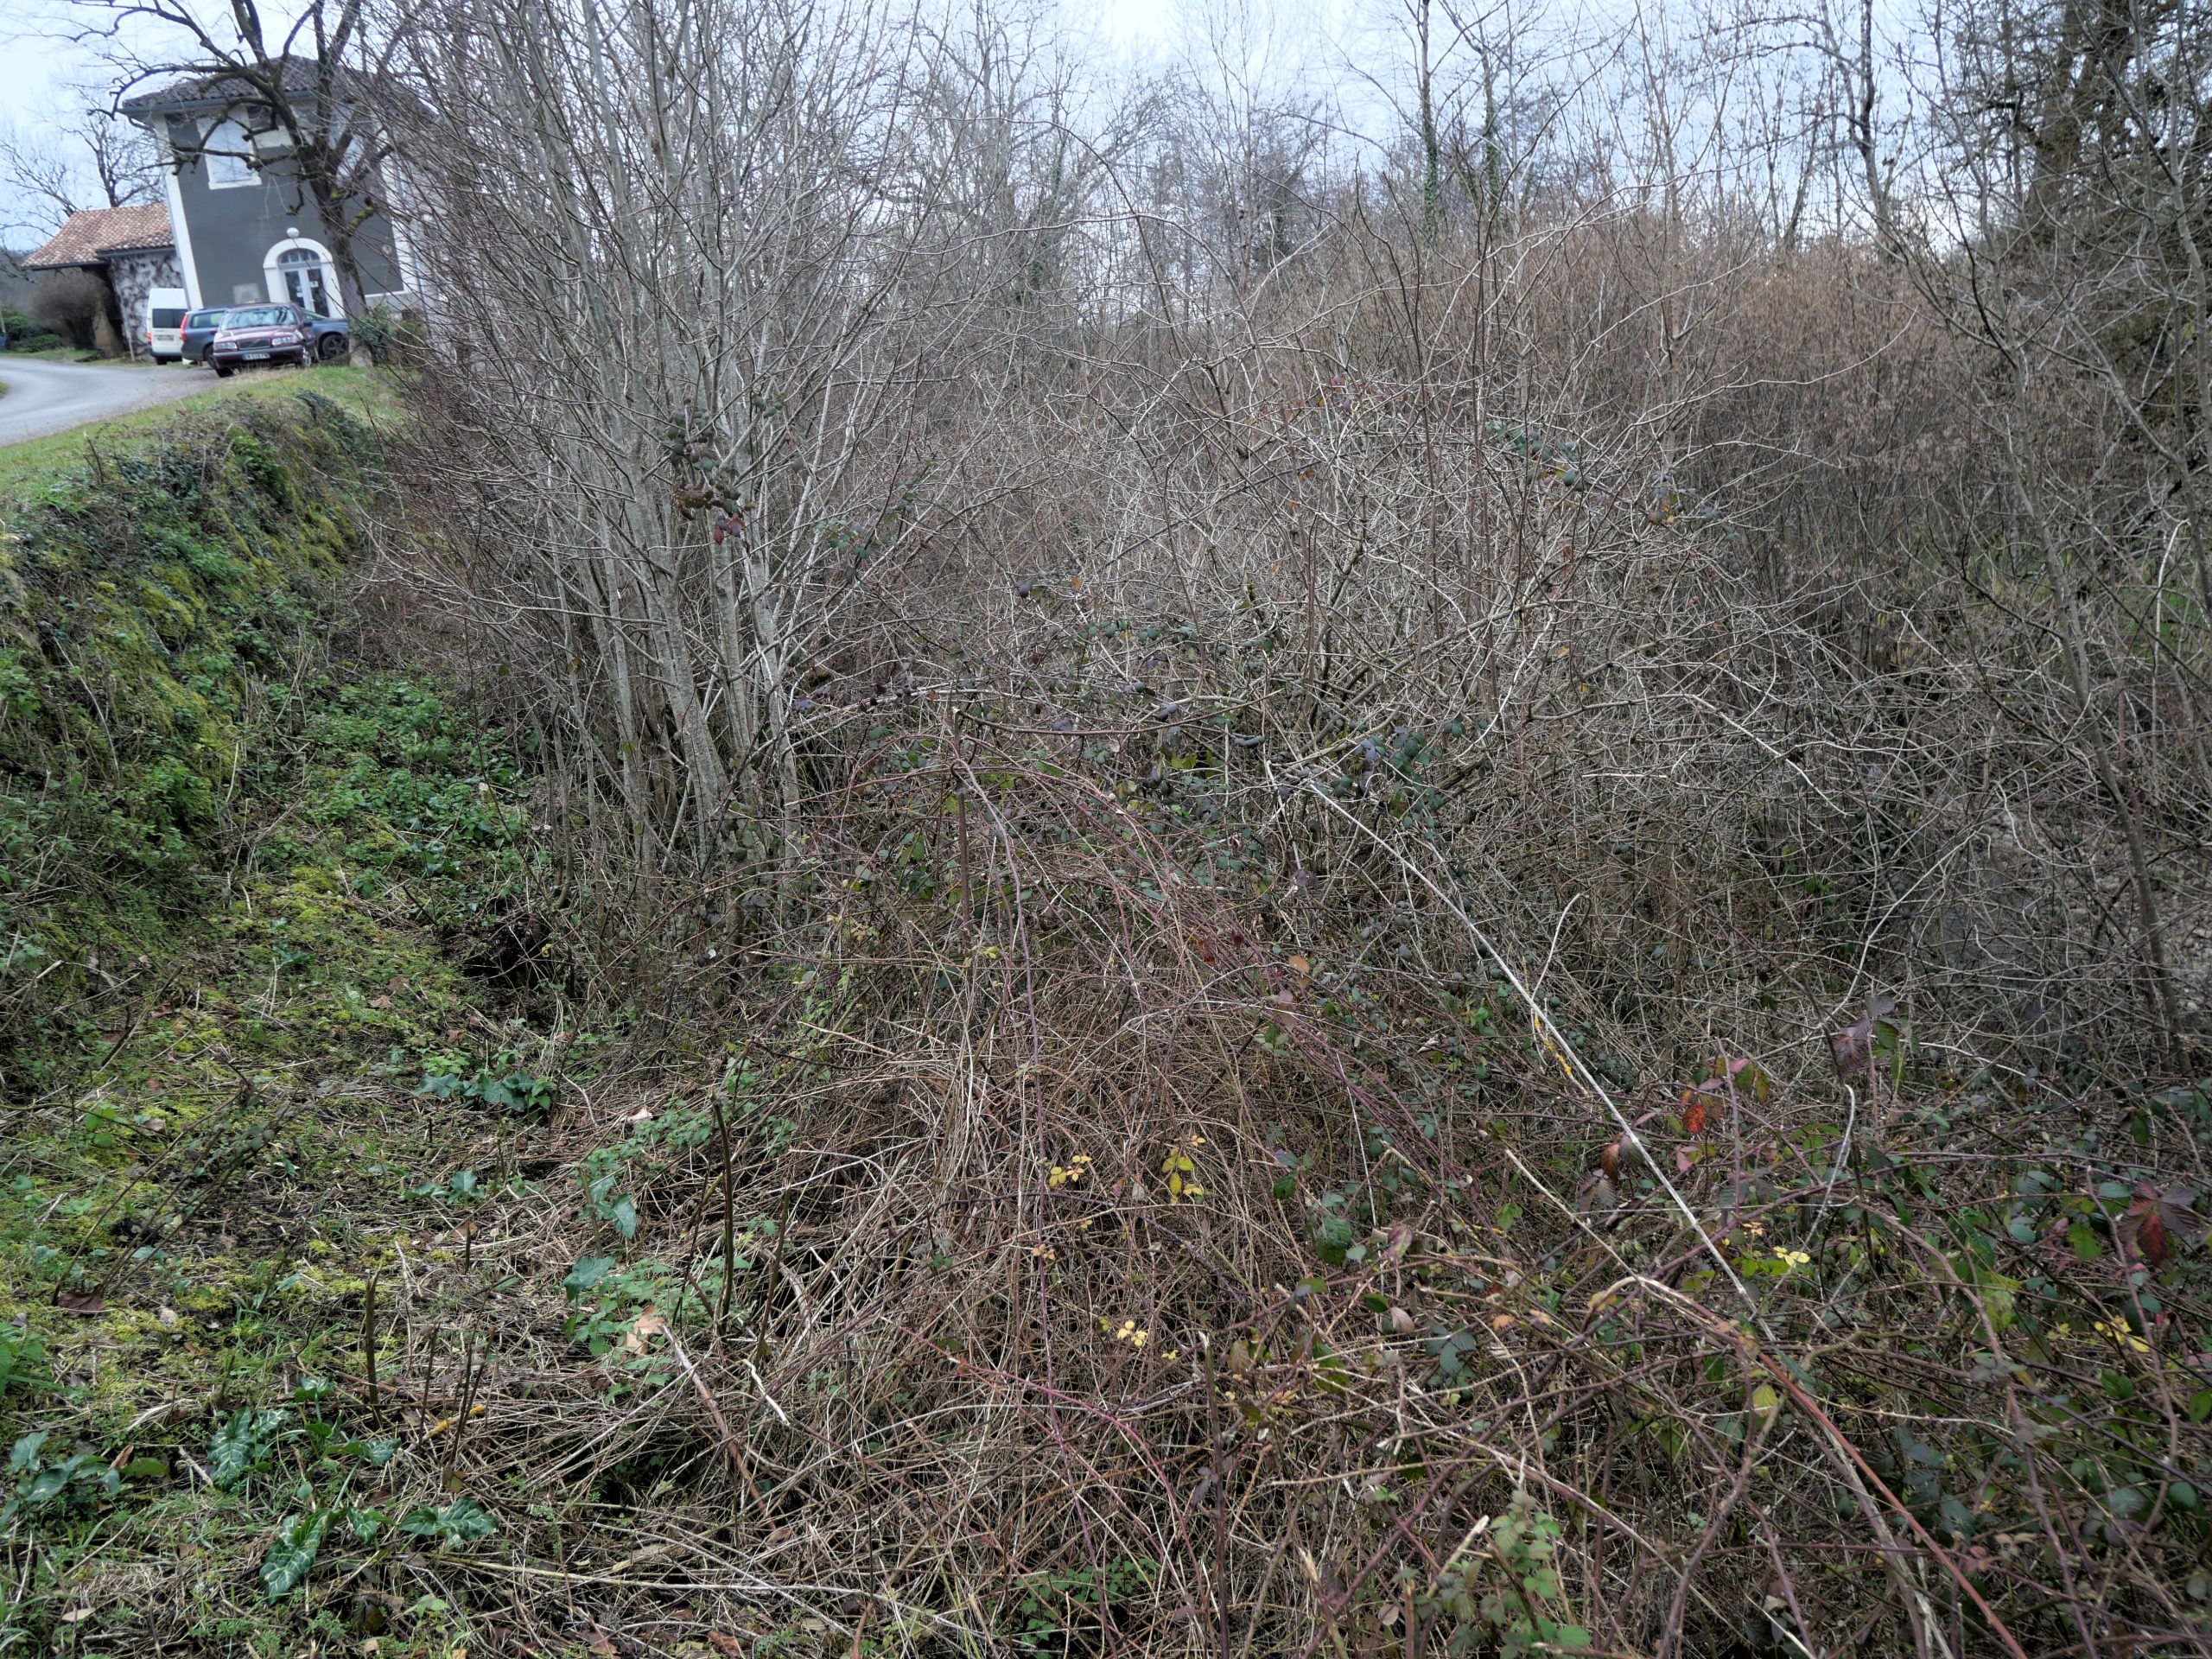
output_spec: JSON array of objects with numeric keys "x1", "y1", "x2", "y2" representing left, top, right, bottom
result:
[
  {"x1": 0, "y1": 385, "x2": 566, "y2": 1655},
  {"x1": 0, "y1": 366, "x2": 390, "y2": 492}
]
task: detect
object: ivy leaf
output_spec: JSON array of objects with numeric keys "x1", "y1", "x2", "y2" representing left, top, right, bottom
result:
[{"x1": 563, "y1": 1256, "x2": 616, "y2": 1295}]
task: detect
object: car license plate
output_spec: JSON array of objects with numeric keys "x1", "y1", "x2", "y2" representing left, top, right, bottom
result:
[{"x1": 241, "y1": 350, "x2": 271, "y2": 361}]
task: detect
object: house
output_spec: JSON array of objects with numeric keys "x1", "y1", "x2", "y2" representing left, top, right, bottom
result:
[
  {"x1": 119, "y1": 61, "x2": 420, "y2": 320},
  {"x1": 19, "y1": 202, "x2": 181, "y2": 357}
]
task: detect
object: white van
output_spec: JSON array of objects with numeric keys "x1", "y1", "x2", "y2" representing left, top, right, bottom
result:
[{"x1": 144, "y1": 287, "x2": 190, "y2": 363}]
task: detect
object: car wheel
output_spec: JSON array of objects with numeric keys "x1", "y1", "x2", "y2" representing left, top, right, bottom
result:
[
  {"x1": 200, "y1": 348, "x2": 214, "y2": 368},
  {"x1": 316, "y1": 334, "x2": 346, "y2": 364},
  {"x1": 214, "y1": 363, "x2": 236, "y2": 379}
]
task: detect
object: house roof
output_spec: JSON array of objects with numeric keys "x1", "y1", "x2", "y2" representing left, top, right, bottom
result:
[
  {"x1": 21, "y1": 203, "x2": 174, "y2": 270},
  {"x1": 120, "y1": 57, "x2": 332, "y2": 118}
]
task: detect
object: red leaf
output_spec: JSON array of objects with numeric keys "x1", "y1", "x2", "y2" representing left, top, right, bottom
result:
[
  {"x1": 2120, "y1": 1186, "x2": 2199, "y2": 1268},
  {"x1": 2135, "y1": 1207, "x2": 2171, "y2": 1267},
  {"x1": 1827, "y1": 992, "x2": 1898, "y2": 1077},
  {"x1": 1681, "y1": 1095, "x2": 1708, "y2": 1136}
]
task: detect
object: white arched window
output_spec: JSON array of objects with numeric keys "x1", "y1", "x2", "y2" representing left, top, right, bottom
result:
[{"x1": 264, "y1": 236, "x2": 341, "y2": 316}]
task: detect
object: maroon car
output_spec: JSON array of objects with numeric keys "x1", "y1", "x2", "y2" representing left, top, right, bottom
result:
[{"x1": 209, "y1": 304, "x2": 315, "y2": 377}]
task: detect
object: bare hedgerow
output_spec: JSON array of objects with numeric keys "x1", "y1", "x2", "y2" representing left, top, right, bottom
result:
[{"x1": 329, "y1": 0, "x2": 2212, "y2": 1650}]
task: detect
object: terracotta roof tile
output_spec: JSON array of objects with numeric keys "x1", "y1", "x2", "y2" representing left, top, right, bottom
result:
[{"x1": 22, "y1": 203, "x2": 174, "y2": 270}]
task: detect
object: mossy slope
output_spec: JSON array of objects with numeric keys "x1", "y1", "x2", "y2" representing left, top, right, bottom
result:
[{"x1": 0, "y1": 394, "x2": 381, "y2": 1093}]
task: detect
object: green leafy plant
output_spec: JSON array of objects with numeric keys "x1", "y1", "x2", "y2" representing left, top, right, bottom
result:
[
  {"x1": 0, "y1": 1324, "x2": 48, "y2": 1396},
  {"x1": 209, "y1": 1408, "x2": 289, "y2": 1490},
  {"x1": 419, "y1": 1068, "x2": 554, "y2": 1116},
  {"x1": 259, "y1": 1509, "x2": 332, "y2": 1599},
  {"x1": 1414, "y1": 1491, "x2": 1590, "y2": 1657},
  {"x1": 3, "y1": 1430, "x2": 118, "y2": 1529},
  {"x1": 399, "y1": 1494, "x2": 499, "y2": 1548},
  {"x1": 1011, "y1": 1554, "x2": 1158, "y2": 1653}
]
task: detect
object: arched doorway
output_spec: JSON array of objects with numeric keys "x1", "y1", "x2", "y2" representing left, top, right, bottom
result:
[{"x1": 264, "y1": 237, "x2": 341, "y2": 316}]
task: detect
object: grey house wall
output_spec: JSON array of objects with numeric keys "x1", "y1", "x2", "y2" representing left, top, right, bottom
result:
[{"x1": 158, "y1": 112, "x2": 406, "y2": 309}]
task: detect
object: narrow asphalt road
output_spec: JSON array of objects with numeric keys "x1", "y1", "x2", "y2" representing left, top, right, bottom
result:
[{"x1": 0, "y1": 357, "x2": 210, "y2": 448}]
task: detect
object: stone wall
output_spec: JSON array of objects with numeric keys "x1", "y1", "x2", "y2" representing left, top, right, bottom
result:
[{"x1": 108, "y1": 249, "x2": 184, "y2": 359}]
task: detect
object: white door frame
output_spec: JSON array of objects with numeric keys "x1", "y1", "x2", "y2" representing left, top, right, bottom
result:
[{"x1": 264, "y1": 234, "x2": 343, "y2": 315}]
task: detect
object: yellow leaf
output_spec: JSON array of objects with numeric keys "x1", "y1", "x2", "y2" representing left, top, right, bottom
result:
[{"x1": 1751, "y1": 1382, "x2": 1781, "y2": 1424}]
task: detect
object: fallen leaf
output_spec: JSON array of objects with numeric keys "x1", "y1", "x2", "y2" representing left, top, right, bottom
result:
[
  {"x1": 1287, "y1": 954, "x2": 1310, "y2": 976},
  {"x1": 56, "y1": 1290, "x2": 105, "y2": 1314},
  {"x1": 708, "y1": 1635, "x2": 747, "y2": 1656},
  {"x1": 622, "y1": 1308, "x2": 669, "y2": 1355}
]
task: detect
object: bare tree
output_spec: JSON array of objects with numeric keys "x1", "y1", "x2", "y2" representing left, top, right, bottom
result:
[{"x1": 0, "y1": 104, "x2": 158, "y2": 242}]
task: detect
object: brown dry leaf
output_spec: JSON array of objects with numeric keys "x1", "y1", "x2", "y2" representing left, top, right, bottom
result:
[
  {"x1": 56, "y1": 1290, "x2": 105, "y2": 1314},
  {"x1": 622, "y1": 1308, "x2": 669, "y2": 1355},
  {"x1": 708, "y1": 1635, "x2": 748, "y2": 1657},
  {"x1": 1287, "y1": 953, "x2": 1310, "y2": 976}
]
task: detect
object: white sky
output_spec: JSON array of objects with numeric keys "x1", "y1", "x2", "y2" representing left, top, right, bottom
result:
[{"x1": 0, "y1": 0, "x2": 1209, "y2": 244}]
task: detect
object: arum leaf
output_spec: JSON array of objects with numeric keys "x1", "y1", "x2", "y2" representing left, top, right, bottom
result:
[{"x1": 260, "y1": 1510, "x2": 329, "y2": 1599}]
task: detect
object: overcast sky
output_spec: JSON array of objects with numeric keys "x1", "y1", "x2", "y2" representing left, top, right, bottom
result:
[
  {"x1": 1, "y1": 0, "x2": 1217, "y2": 246},
  {"x1": 1, "y1": 0, "x2": 1409, "y2": 251}
]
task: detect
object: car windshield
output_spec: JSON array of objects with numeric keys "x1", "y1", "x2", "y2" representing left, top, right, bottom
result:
[
  {"x1": 188, "y1": 311, "x2": 227, "y2": 327},
  {"x1": 225, "y1": 308, "x2": 292, "y2": 327},
  {"x1": 151, "y1": 309, "x2": 186, "y2": 327}
]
